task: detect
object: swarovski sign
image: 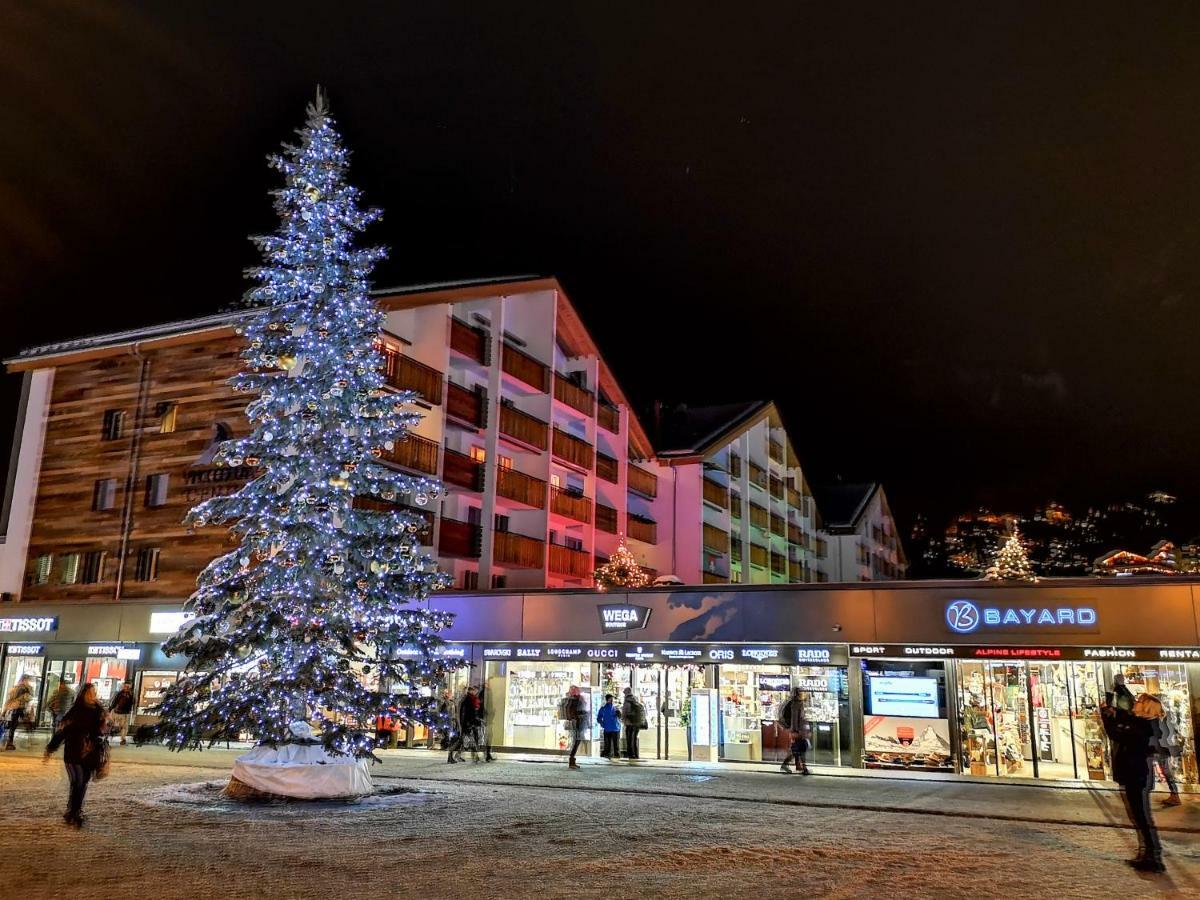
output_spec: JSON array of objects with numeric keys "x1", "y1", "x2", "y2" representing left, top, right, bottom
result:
[
  {"x1": 597, "y1": 604, "x2": 652, "y2": 632},
  {"x1": 945, "y1": 599, "x2": 1098, "y2": 635}
]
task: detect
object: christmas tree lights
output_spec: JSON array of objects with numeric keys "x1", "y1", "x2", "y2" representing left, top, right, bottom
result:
[
  {"x1": 594, "y1": 537, "x2": 650, "y2": 591},
  {"x1": 984, "y1": 526, "x2": 1039, "y2": 582},
  {"x1": 155, "y1": 91, "x2": 459, "y2": 762}
]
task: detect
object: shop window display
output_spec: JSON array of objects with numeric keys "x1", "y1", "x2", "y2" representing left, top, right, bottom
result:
[
  {"x1": 720, "y1": 664, "x2": 787, "y2": 761},
  {"x1": 1120, "y1": 663, "x2": 1197, "y2": 787},
  {"x1": 1, "y1": 656, "x2": 45, "y2": 726},
  {"x1": 489, "y1": 662, "x2": 593, "y2": 752},
  {"x1": 136, "y1": 672, "x2": 179, "y2": 718},
  {"x1": 602, "y1": 664, "x2": 707, "y2": 760},
  {"x1": 861, "y1": 661, "x2": 952, "y2": 772}
]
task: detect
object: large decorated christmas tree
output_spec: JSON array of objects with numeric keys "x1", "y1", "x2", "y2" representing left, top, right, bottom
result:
[
  {"x1": 984, "y1": 526, "x2": 1039, "y2": 582},
  {"x1": 594, "y1": 537, "x2": 650, "y2": 591},
  {"x1": 156, "y1": 92, "x2": 457, "y2": 792}
]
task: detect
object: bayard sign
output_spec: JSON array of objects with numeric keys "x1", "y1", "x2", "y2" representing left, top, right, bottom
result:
[{"x1": 944, "y1": 599, "x2": 1098, "y2": 635}]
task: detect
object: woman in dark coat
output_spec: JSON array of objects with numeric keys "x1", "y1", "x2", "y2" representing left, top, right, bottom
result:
[
  {"x1": 1102, "y1": 693, "x2": 1165, "y2": 873},
  {"x1": 43, "y1": 682, "x2": 106, "y2": 828}
]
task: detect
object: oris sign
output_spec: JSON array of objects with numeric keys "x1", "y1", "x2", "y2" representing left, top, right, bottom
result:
[{"x1": 945, "y1": 599, "x2": 1098, "y2": 635}]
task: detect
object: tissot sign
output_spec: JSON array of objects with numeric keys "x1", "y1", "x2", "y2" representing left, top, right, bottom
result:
[
  {"x1": 944, "y1": 599, "x2": 1098, "y2": 635},
  {"x1": 597, "y1": 604, "x2": 652, "y2": 632}
]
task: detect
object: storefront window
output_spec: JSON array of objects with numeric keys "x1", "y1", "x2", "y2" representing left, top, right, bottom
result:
[
  {"x1": 84, "y1": 657, "x2": 128, "y2": 706},
  {"x1": 40, "y1": 660, "x2": 84, "y2": 727},
  {"x1": 1121, "y1": 663, "x2": 1196, "y2": 787},
  {"x1": 136, "y1": 671, "x2": 179, "y2": 717},
  {"x1": 487, "y1": 661, "x2": 593, "y2": 752},
  {"x1": 1, "y1": 655, "x2": 46, "y2": 725},
  {"x1": 721, "y1": 664, "x2": 850, "y2": 765},
  {"x1": 861, "y1": 660, "x2": 951, "y2": 772},
  {"x1": 601, "y1": 664, "x2": 707, "y2": 760}
]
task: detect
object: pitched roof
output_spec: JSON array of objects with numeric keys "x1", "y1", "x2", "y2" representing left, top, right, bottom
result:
[
  {"x1": 653, "y1": 401, "x2": 773, "y2": 459},
  {"x1": 810, "y1": 482, "x2": 879, "y2": 531}
]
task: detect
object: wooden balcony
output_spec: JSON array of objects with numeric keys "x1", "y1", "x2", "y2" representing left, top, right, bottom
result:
[
  {"x1": 499, "y1": 404, "x2": 549, "y2": 450},
  {"x1": 749, "y1": 543, "x2": 769, "y2": 568},
  {"x1": 449, "y1": 317, "x2": 489, "y2": 365},
  {"x1": 496, "y1": 466, "x2": 547, "y2": 509},
  {"x1": 703, "y1": 571, "x2": 729, "y2": 585},
  {"x1": 501, "y1": 343, "x2": 550, "y2": 392},
  {"x1": 548, "y1": 543, "x2": 592, "y2": 578},
  {"x1": 493, "y1": 530, "x2": 545, "y2": 569},
  {"x1": 598, "y1": 402, "x2": 620, "y2": 434},
  {"x1": 769, "y1": 439, "x2": 784, "y2": 464},
  {"x1": 552, "y1": 427, "x2": 594, "y2": 469},
  {"x1": 771, "y1": 552, "x2": 787, "y2": 576},
  {"x1": 596, "y1": 503, "x2": 619, "y2": 534},
  {"x1": 749, "y1": 503, "x2": 769, "y2": 530},
  {"x1": 381, "y1": 349, "x2": 444, "y2": 405},
  {"x1": 703, "y1": 523, "x2": 730, "y2": 554},
  {"x1": 731, "y1": 539, "x2": 742, "y2": 563},
  {"x1": 554, "y1": 372, "x2": 595, "y2": 416},
  {"x1": 596, "y1": 452, "x2": 619, "y2": 484},
  {"x1": 730, "y1": 454, "x2": 743, "y2": 479},
  {"x1": 749, "y1": 462, "x2": 768, "y2": 489},
  {"x1": 627, "y1": 515, "x2": 657, "y2": 545},
  {"x1": 789, "y1": 560, "x2": 803, "y2": 581},
  {"x1": 383, "y1": 432, "x2": 440, "y2": 475},
  {"x1": 731, "y1": 494, "x2": 743, "y2": 519},
  {"x1": 447, "y1": 382, "x2": 486, "y2": 428},
  {"x1": 769, "y1": 475, "x2": 785, "y2": 500},
  {"x1": 787, "y1": 523, "x2": 803, "y2": 546},
  {"x1": 770, "y1": 512, "x2": 786, "y2": 535},
  {"x1": 438, "y1": 519, "x2": 481, "y2": 559},
  {"x1": 787, "y1": 486, "x2": 803, "y2": 509},
  {"x1": 550, "y1": 486, "x2": 592, "y2": 523},
  {"x1": 627, "y1": 464, "x2": 657, "y2": 498},
  {"x1": 442, "y1": 448, "x2": 484, "y2": 491},
  {"x1": 702, "y1": 477, "x2": 728, "y2": 509}
]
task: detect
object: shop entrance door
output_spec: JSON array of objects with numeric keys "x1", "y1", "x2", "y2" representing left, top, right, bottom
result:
[
  {"x1": 600, "y1": 664, "x2": 703, "y2": 760},
  {"x1": 39, "y1": 660, "x2": 85, "y2": 727}
]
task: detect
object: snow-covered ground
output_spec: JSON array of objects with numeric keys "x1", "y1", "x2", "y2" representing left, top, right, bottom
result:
[{"x1": 1, "y1": 743, "x2": 1198, "y2": 898}]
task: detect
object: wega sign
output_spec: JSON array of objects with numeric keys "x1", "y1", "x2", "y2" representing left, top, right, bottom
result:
[{"x1": 597, "y1": 604, "x2": 652, "y2": 633}]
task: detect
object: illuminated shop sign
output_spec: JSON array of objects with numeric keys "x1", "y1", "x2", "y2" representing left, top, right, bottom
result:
[
  {"x1": 149, "y1": 612, "x2": 196, "y2": 634},
  {"x1": 852, "y1": 644, "x2": 1183, "y2": 662},
  {"x1": 6, "y1": 645, "x2": 43, "y2": 656},
  {"x1": 758, "y1": 674, "x2": 791, "y2": 692},
  {"x1": 478, "y1": 643, "x2": 846, "y2": 666},
  {"x1": 597, "y1": 604, "x2": 652, "y2": 632},
  {"x1": 0, "y1": 617, "x2": 57, "y2": 633},
  {"x1": 944, "y1": 599, "x2": 1097, "y2": 635},
  {"x1": 88, "y1": 645, "x2": 123, "y2": 657},
  {"x1": 797, "y1": 647, "x2": 833, "y2": 663}
]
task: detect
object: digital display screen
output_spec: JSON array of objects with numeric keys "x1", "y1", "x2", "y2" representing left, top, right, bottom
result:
[{"x1": 868, "y1": 676, "x2": 940, "y2": 718}]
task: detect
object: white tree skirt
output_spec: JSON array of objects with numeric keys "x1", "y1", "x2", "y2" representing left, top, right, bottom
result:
[{"x1": 231, "y1": 726, "x2": 373, "y2": 799}]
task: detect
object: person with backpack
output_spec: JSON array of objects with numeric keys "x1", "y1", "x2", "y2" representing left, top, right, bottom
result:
[
  {"x1": 778, "y1": 687, "x2": 811, "y2": 775},
  {"x1": 558, "y1": 685, "x2": 588, "y2": 769},
  {"x1": 42, "y1": 682, "x2": 107, "y2": 829},
  {"x1": 47, "y1": 682, "x2": 74, "y2": 731},
  {"x1": 3, "y1": 675, "x2": 34, "y2": 750},
  {"x1": 108, "y1": 681, "x2": 135, "y2": 746},
  {"x1": 620, "y1": 687, "x2": 646, "y2": 759},
  {"x1": 1153, "y1": 703, "x2": 1182, "y2": 807},
  {"x1": 1102, "y1": 691, "x2": 1166, "y2": 874},
  {"x1": 457, "y1": 685, "x2": 486, "y2": 763},
  {"x1": 596, "y1": 694, "x2": 622, "y2": 760}
]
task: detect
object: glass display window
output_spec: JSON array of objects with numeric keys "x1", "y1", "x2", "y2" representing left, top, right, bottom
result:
[
  {"x1": 719, "y1": 664, "x2": 788, "y2": 761},
  {"x1": 488, "y1": 661, "x2": 592, "y2": 752},
  {"x1": 84, "y1": 657, "x2": 129, "y2": 706},
  {"x1": 861, "y1": 660, "x2": 951, "y2": 772},
  {"x1": 1118, "y1": 663, "x2": 1196, "y2": 787},
  {"x1": 136, "y1": 671, "x2": 179, "y2": 717},
  {"x1": 40, "y1": 660, "x2": 84, "y2": 727},
  {"x1": 1, "y1": 655, "x2": 46, "y2": 725}
]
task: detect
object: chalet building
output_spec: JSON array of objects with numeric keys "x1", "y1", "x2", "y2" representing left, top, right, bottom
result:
[
  {"x1": 0, "y1": 276, "x2": 904, "y2": 605},
  {"x1": 1092, "y1": 540, "x2": 1180, "y2": 577},
  {"x1": 811, "y1": 482, "x2": 907, "y2": 582}
]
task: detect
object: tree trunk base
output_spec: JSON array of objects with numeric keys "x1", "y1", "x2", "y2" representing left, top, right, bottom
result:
[{"x1": 223, "y1": 775, "x2": 281, "y2": 802}]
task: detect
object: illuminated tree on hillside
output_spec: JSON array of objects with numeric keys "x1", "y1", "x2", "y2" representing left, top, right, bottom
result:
[{"x1": 985, "y1": 526, "x2": 1039, "y2": 582}]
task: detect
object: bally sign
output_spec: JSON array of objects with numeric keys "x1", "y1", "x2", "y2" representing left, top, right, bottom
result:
[{"x1": 597, "y1": 604, "x2": 652, "y2": 632}]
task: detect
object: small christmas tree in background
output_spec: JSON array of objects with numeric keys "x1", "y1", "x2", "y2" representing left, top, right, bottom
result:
[
  {"x1": 985, "y1": 526, "x2": 1039, "y2": 582},
  {"x1": 594, "y1": 536, "x2": 650, "y2": 591},
  {"x1": 156, "y1": 91, "x2": 459, "y2": 789}
]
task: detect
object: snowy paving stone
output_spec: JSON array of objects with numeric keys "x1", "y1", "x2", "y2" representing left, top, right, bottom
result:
[{"x1": 132, "y1": 781, "x2": 439, "y2": 819}]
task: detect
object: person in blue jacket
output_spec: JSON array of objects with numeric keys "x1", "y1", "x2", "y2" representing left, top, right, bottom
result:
[{"x1": 596, "y1": 694, "x2": 622, "y2": 760}]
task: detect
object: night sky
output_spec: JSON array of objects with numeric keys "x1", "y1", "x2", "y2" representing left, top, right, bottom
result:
[{"x1": 3, "y1": 3, "x2": 1200, "y2": 534}]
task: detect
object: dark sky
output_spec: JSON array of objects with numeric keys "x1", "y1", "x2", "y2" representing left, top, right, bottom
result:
[{"x1": 3, "y1": 2, "x2": 1200, "y2": 532}]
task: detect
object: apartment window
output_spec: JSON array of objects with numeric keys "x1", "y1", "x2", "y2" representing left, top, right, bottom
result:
[
  {"x1": 33, "y1": 554, "x2": 53, "y2": 585},
  {"x1": 156, "y1": 401, "x2": 178, "y2": 434},
  {"x1": 491, "y1": 574, "x2": 507, "y2": 589},
  {"x1": 469, "y1": 446, "x2": 486, "y2": 464},
  {"x1": 59, "y1": 553, "x2": 81, "y2": 585},
  {"x1": 92, "y1": 478, "x2": 117, "y2": 512},
  {"x1": 135, "y1": 547, "x2": 161, "y2": 582},
  {"x1": 550, "y1": 473, "x2": 562, "y2": 489},
  {"x1": 462, "y1": 570, "x2": 480, "y2": 590},
  {"x1": 81, "y1": 550, "x2": 107, "y2": 584},
  {"x1": 730, "y1": 568, "x2": 742, "y2": 584},
  {"x1": 466, "y1": 506, "x2": 482, "y2": 527},
  {"x1": 101, "y1": 409, "x2": 125, "y2": 441},
  {"x1": 565, "y1": 537, "x2": 584, "y2": 552},
  {"x1": 145, "y1": 473, "x2": 169, "y2": 508},
  {"x1": 494, "y1": 514, "x2": 509, "y2": 533},
  {"x1": 498, "y1": 455, "x2": 513, "y2": 470}
]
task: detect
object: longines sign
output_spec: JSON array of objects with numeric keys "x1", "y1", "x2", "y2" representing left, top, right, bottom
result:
[{"x1": 944, "y1": 599, "x2": 1098, "y2": 635}]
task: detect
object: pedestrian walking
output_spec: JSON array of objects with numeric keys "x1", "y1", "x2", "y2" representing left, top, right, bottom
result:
[
  {"x1": 558, "y1": 685, "x2": 588, "y2": 769},
  {"x1": 621, "y1": 687, "x2": 646, "y2": 759},
  {"x1": 108, "y1": 681, "x2": 135, "y2": 745},
  {"x1": 47, "y1": 682, "x2": 74, "y2": 731},
  {"x1": 42, "y1": 682, "x2": 107, "y2": 829},
  {"x1": 458, "y1": 686, "x2": 486, "y2": 762},
  {"x1": 597, "y1": 694, "x2": 622, "y2": 760},
  {"x1": 435, "y1": 688, "x2": 456, "y2": 753},
  {"x1": 1152, "y1": 702, "x2": 1183, "y2": 807},
  {"x1": 1112, "y1": 672, "x2": 1136, "y2": 712},
  {"x1": 778, "y1": 687, "x2": 811, "y2": 775},
  {"x1": 1102, "y1": 691, "x2": 1165, "y2": 873},
  {"x1": 3, "y1": 675, "x2": 34, "y2": 750},
  {"x1": 476, "y1": 683, "x2": 496, "y2": 762}
]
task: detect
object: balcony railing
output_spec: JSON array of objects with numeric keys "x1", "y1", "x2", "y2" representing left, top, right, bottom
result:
[
  {"x1": 596, "y1": 452, "x2": 619, "y2": 484},
  {"x1": 442, "y1": 449, "x2": 484, "y2": 491},
  {"x1": 770, "y1": 552, "x2": 787, "y2": 575},
  {"x1": 450, "y1": 317, "x2": 489, "y2": 365},
  {"x1": 769, "y1": 439, "x2": 784, "y2": 463},
  {"x1": 702, "y1": 477, "x2": 729, "y2": 509},
  {"x1": 493, "y1": 530, "x2": 545, "y2": 569},
  {"x1": 383, "y1": 432, "x2": 440, "y2": 475},
  {"x1": 749, "y1": 544, "x2": 769, "y2": 568},
  {"x1": 550, "y1": 486, "x2": 592, "y2": 523},
  {"x1": 749, "y1": 462, "x2": 768, "y2": 489},
  {"x1": 499, "y1": 404, "x2": 549, "y2": 450},
  {"x1": 381, "y1": 349, "x2": 444, "y2": 405},
  {"x1": 787, "y1": 486, "x2": 803, "y2": 509},
  {"x1": 627, "y1": 464, "x2": 657, "y2": 498},
  {"x1": 548, "y1": 543, "x2": 592, "y2": 578},
  {"x1": 770, "y1": 513, "x2": 786, "y2": 535},
  {"x1": 627, "y1": 515, "x2": 657, "y2": 545},
  {"x1": 731, "y1": 495, "x2": 743, "y2": 519},
  {"x1": 749, "y1": 503, "x2": 769, "y2": 530},
  {"x1": 702, "y1": 571, "x2": 729, "y2": 585},
  {"x1": 703, "y1": 523, "x2": 730, "y2": 554},
  {"x1": 730, "y1": 454, "x2": 743, "y2": 479},
  {"x1": 501, "y1": 343, "x2": 550, "y2": 392},
  {"x1": 598, "y1": 402, "x2": 620, "y2": 434},
  {"x1": 447, "y1": 382, "x2": 486, "y2": 428},
  {"x1": 554, "y1": 372, "x2": 596, "y2": 416},
  {"x1": 496, "y1": 466, "x2": 547, "y2": 509},
  {"x1": 769, "y1": 475, "x2": 784, "y2": 500},
  {"x1": 787, "y1": 523, "x2": 803, "y2": 545},
  {"x1": 596, "y1": 503, "x2": 619, "y2": 534},
  {"x1": 789, "y1": 561, "x2": 803, "y2": 581},
  {"x1": 438, "y1": 518, "x2": 481, "y2": 559},
  {"x1": 552, "y1": 427, "x2": 594, "y2": 469}
]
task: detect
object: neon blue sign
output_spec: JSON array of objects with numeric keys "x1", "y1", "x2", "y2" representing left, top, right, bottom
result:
[{"x1": 945, "y1": 599, "x2": 1097, "y2": 634}]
